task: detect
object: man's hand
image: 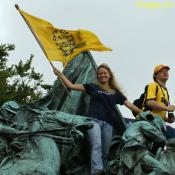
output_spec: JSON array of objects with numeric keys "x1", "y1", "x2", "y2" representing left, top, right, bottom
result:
[{"x1": 167, "y1": 105, "x2": 175, "y2": 112}]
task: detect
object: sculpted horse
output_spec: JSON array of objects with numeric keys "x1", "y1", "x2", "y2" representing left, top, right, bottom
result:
[{"x1": 0, "y1": 101, "x2": 92, "y2": 175}]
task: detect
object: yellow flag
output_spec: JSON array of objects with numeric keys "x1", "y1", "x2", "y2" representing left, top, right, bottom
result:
[{"x1": 18, "y1": 9, "x2": 112, "y2": 66}]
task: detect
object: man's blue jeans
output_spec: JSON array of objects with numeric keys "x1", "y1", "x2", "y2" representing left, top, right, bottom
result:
[{"x1": 88, "y1": 119, "x2": 113, "y2": 175}]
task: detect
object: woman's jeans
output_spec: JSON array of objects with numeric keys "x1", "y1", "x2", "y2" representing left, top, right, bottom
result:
[{"x1": 88, "y1": 119, "x2": 113, "y2": 175}]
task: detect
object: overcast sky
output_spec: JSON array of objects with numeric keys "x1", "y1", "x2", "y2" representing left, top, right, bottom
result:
[{"x1": 1, "y1": 0, "x2": 175, "y2": 126}]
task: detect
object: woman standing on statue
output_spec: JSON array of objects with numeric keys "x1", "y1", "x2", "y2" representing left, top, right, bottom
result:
[{"x1": 53, "y1": 63, "x2": 141, "y2": 175}]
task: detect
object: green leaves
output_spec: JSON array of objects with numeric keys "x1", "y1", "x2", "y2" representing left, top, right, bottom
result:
[{"x1": 0, "y1": 44, "x2": 51, "y2": 106}]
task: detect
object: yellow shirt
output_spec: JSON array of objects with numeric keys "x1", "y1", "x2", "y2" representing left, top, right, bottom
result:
[{"x1": 144, "y1": 82, "x2": 169, "y2": 120}]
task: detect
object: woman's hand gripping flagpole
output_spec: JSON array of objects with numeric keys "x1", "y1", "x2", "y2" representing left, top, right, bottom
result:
[{"x1": 50, "y1": 62, "x2": 71, "y2": 98}]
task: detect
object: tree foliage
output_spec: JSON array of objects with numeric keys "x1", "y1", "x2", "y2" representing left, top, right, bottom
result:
[{"x1": 0, "y1": 44, "x2": 52, "y2": 106}]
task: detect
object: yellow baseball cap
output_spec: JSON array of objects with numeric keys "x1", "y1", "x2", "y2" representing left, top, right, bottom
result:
[{"x1": 154, "y1": 64, "x2": 170, "y2": 74}]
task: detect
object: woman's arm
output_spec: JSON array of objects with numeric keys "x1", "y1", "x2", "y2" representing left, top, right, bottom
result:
[
  {"x1": 53, "y1": 67, "x2": 85, "y2": 91},
  {"x1": 124, "y1": 100, "x2": 142, "y2": 113}
]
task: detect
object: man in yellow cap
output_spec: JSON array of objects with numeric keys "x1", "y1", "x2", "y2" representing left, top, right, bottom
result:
[{"x1": 143, "y1": 64, "x2": 175, "y2": 123}]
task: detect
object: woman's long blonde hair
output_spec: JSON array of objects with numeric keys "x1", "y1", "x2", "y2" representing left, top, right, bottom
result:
[{"x1": 97, "y1": 63, "x2": 122, "y2": 93}]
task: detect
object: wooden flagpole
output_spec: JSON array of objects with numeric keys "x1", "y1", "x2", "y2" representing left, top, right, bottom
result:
[{"x1": 15, "y1": 4, "x2": 71, "y2": 98}]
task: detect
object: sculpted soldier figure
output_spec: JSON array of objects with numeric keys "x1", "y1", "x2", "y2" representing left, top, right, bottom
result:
[{"x1": 119, "y1": 111, "x2": 169, "y2": 175}]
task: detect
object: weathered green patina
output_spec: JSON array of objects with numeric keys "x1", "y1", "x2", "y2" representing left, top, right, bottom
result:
[
  {"x1": 1, "y1": 52, "x2": 175, "y2": 175},
  {"x1": 107, "y1": 111, "x2": 175, "y2": 175},
  {"x1": 0, "y1": 51, "x2": 97, "y2": 175}
]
